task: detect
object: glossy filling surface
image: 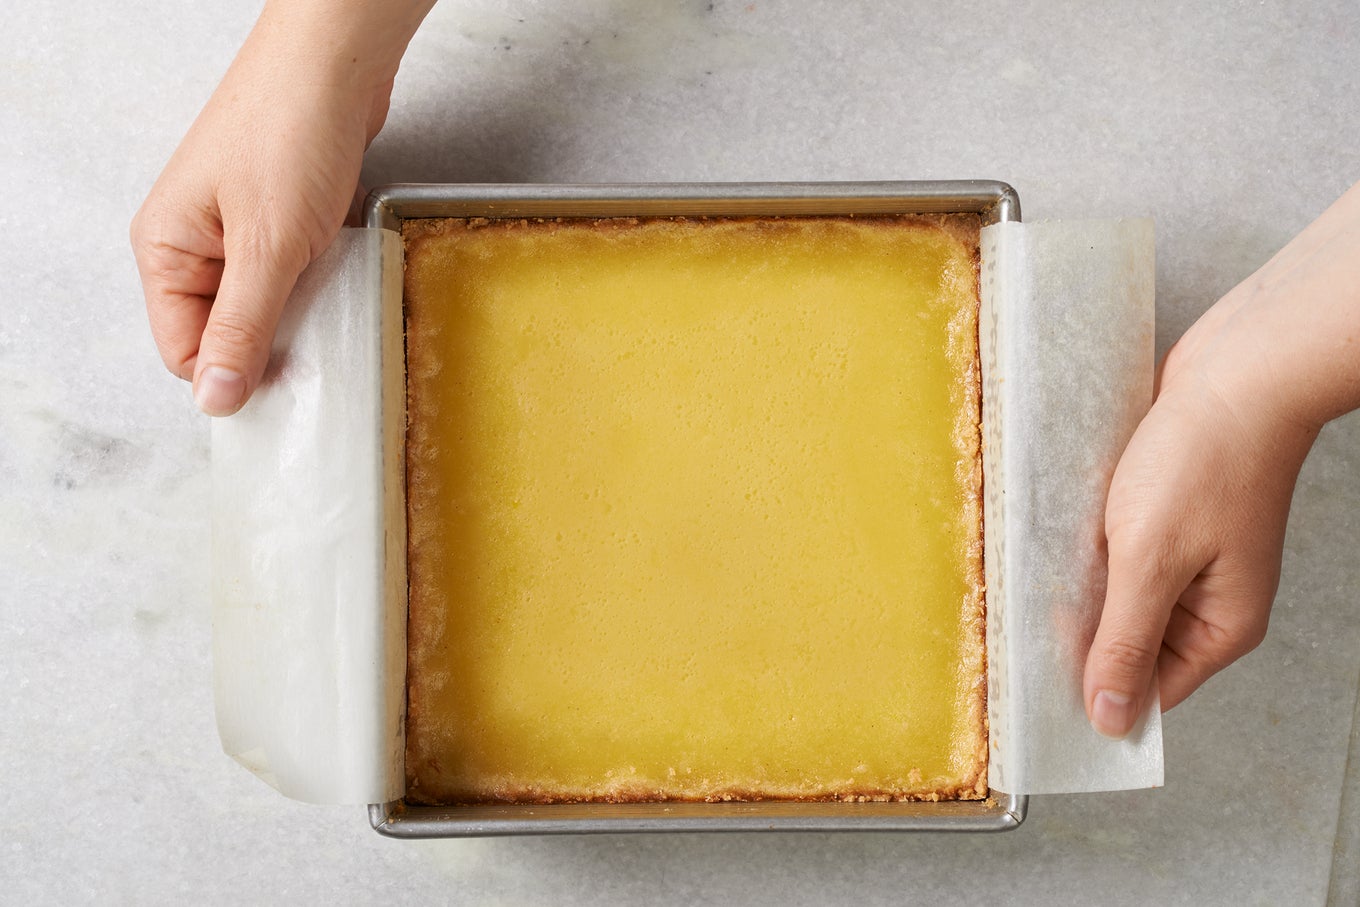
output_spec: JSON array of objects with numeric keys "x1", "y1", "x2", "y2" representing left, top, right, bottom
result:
[{"x1": 403, "y1": 215, "x2": 985, "y2": 804}]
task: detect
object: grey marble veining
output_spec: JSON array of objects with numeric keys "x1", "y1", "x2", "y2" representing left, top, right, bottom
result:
[{"x1": 3, "y1": 1, "x2": 1359, "y2": 903}]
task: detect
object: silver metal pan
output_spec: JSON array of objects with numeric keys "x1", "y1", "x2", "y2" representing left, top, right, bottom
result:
[{"x1": 365, "y1": 181, "x2": 1026, "y2": 837}]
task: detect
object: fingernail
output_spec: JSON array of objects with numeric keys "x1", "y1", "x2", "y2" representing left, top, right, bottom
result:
[
  {"x1": 194, "y1": 366, "x2": 247, "y2": 417},
  {"x1": 1091, "y1": 690, "x2": 1138, "y2": 739}
]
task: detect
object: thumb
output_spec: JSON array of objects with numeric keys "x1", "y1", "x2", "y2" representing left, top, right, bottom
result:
[
  {"x1": 192, "y1": 233, "x2": 309, "y2": 416},
  {"x1": 1084, "y1": 530, "x2": 1199, "y2": 738}
]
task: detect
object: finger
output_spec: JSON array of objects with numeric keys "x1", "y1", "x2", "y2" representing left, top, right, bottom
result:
[
  {"x1": 1156, "y1": 587, "x2": 1271, "y2": 711},
  {"x1": 1155, "y1": 609, "x2": 1228, "y2": 713},
  {"x1": 1085, "y1": 532, "x2": 1203, "y2": 739},
  {"x1": 132, "y1": 221, "x2": 226, "y2": 380},
  {"x1": 192, "y1": 229, "x2": 309, "y2": 416},
  {"x1": 147, "y1": 292, "x2": 213, "y2": 380}
]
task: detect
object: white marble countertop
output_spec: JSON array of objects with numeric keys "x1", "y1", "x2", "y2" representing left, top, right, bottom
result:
[{"x1": 4, "y1": 1, "x2": 1359, "y2": 903}]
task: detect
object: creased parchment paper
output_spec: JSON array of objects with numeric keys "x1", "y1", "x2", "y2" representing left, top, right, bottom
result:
[
  {"x1": 982, "y1": 219, "x2": 1164, "y2": 794},
  {"x1": 212, "y1": 227, "x2": 405, "y2": 805},
  {"x1": 210, "y1": 217, "x2": 1162, "y2": 806}
]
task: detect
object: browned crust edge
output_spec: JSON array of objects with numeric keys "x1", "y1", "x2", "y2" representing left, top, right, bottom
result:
[
  {"x1": 401, "y1": 213, "x2": 990, "y2": 805},
  {"x1": 401, "y1": 212, "x2": 983, "y2": 246},
  {"x1": 955, "y1": 220, "x2": 989, "y2": 801},
  {"x1": 406, "y1": 783, "x2": 989, "y2": 807}
]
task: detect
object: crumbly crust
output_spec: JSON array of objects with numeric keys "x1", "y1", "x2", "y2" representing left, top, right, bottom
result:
[{"x1": 403, "y1": 214, "x2": 987, "y2": 805}]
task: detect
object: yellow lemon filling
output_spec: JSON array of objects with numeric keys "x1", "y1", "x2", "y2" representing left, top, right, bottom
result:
[{"x1": 403, "y1": 215, "x2": 985, "y2": 804}]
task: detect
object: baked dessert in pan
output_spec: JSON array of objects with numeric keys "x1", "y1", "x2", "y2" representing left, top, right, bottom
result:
[{"x1": 402, "y1": 214, "x2": 985, "y2": 804}]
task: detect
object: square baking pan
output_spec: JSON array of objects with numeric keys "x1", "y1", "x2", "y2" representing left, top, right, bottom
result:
[{"x1": 364, "y1": 181, "x2": 1027, "y2": 837}]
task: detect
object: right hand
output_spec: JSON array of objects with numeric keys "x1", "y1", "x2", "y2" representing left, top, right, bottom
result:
[
  {"x1": 1084, "y1": 339, "x2": 1317, "y2": 737},
  {"x1": 1084, "y1": 179, "x2": 1360, "y2": 737}
]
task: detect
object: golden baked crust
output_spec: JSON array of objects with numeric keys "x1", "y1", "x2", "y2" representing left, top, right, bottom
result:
[{"x1": 403, "y1": 214, "x2": 986, "y2": 805}]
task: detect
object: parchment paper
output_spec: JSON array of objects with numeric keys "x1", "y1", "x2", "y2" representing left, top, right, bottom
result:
[
  {"x1": 211, "y1": 227, "x2": 406, "y2": 805},
  {"x1": 210, "y1": 219, "x2": 1163, "y2": 805},
  {"x1": 982, "y1": 219, "x2": 1164, "y2": 794}
]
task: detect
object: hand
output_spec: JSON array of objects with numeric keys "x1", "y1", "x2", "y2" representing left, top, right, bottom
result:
[
  {"x1": 131, "y1": 0, "x2": 431, "y2": 416},
  {"x1": 1084, "y1": 180, "x2": 1360, "y2": 737},
  {"x1": 1083, "y1": 342, "x2": 1317, "y2": 737}
]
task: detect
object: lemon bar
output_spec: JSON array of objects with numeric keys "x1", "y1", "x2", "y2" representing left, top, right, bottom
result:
[{"x1": 403, "y1": 215, "x2": 985, "y2": 804}]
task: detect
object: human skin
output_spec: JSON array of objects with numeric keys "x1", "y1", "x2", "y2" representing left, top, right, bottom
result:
[
  {"x1": 130, "y1": 2, "x2": 1360, "y2": 735},
  {"x1": 1085, "y1": 180, "x2": 1360, "y2": 737},
  {"x1": 130, "y1": 0, "x2": 434, "y2": 417}
]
